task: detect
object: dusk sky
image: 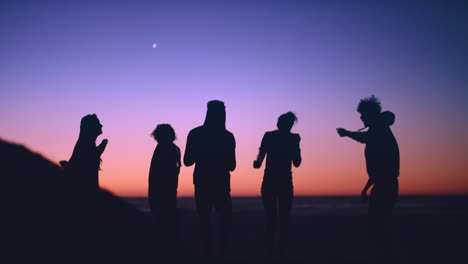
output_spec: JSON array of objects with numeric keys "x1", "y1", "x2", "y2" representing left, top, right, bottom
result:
[{"x1": 1, "y1": 0, "x2": 467, "y2": 196}]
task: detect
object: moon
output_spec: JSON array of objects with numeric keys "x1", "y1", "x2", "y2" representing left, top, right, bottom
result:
[{"x1": 152, "y1": 43, "x2": 157, "y2": 48}]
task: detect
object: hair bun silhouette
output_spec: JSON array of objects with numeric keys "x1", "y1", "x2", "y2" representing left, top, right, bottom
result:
[{"x1": 380, "y1": 111, "x2": 395, "y2": 126}]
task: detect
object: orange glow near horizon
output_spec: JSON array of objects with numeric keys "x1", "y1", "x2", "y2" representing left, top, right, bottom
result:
[{"x1": 5, "y1": 106, "x2": 465, "y2": 198}]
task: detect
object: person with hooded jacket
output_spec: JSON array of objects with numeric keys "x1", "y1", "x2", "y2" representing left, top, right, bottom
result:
[
  {"x1": 184, "y1": 100, "x2": 236, "y2": 260},
  {"x1": 337, "y1": 95, "x2": 400, "y2": 262}
]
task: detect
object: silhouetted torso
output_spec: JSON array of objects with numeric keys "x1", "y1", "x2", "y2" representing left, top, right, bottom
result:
[
  {"x1": 261, "y1": 130, "x2": 301, "y2": 183},
  {"x1": 68, "y1": 138, "x2": 101, "y2": 188},
  {"x1": 353, "y1": 124, "x2": 399, "y2": 184},
  {"x1": 185, "y1": 125, "x2": 236, "y2": 190},
  {"x1": 148, "y1": 142, "x2": 181, "y2": 212}
]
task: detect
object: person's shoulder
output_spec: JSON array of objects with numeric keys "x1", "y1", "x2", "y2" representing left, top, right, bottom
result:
[
  {"x1": 291, "y1": 133, "x2": 300, "y2": 141},
  {"x1": 225, "y1": 129, "x2": 235, "y2": 139},
  {"x1": 172, "y1": 144, "x2": 181, "y2": 157},
  {"x1": 171, "y1": 143, "x2": 180, "y2": 151},
  {"x1": 188, "y1": 126, "x2": 203, "y2": 135},
  {"x1": 260, "y1": 131, "x2": 276, "y2": 143}
]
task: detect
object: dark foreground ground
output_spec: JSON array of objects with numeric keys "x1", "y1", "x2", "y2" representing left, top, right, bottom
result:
[{"x1": 126, "y1": 196, "x2": 468, "y2": 264}]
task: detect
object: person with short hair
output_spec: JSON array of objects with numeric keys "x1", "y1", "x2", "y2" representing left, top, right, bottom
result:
[
  {"x1": 148, "y1": 124, "x2": 181, "y2": 227},
  {"x1": 337, "y1": 95, "x2": 400, "y2": 262},
  {"x1": 253, "y1": 112, "x2": 302, "y2": 261}
]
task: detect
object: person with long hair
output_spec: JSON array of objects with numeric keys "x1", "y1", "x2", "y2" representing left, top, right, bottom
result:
[
  {"x1": 63, "y1": 114, "x2": 108, "y2": 189},
  {"x1": 253, "y1": 112, "x2": 302, "y2": 261}
]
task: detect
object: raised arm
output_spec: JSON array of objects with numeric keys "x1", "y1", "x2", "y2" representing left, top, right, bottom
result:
[{"x1": 97, "y1": 139, "x2": 108, "y2": 156}]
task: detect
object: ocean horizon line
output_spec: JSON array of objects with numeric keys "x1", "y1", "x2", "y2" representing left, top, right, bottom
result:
[{"x1": 121, "y1": 194, "x2": 468, "y2": 199}]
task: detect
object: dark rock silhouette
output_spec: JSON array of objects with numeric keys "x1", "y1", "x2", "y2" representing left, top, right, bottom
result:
[
  {"x1": 183, "y1": 100, "x2": 236, "y2": 261},
  {"x1": 337, "y1": 95, "x2": 400, "y2": 263},
  {"x1": 253, "y1": 112, "x2": 302, "y2": 262},
  {"x1": 0, "y1": 138, "x2": 185, "y2": 264}
]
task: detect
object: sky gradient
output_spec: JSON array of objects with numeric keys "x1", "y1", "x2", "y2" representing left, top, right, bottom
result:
[{"x1": 1, "y1": 0, "x2": 467, "y2": 196}]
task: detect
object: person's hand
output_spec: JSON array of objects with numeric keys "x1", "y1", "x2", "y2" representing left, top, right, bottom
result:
[
  {"x1": 101, "y1": 139, "x2": 108, "y2": 148},
  {"x1": 336, "y1": 128, "x2": 349, "y2": 137},
  {"x1": 253, "y1": 160, "x2": 261, "y2": 169},
  {"x1": 360, "y1": 190, "x2": 368, "y2": 203}
]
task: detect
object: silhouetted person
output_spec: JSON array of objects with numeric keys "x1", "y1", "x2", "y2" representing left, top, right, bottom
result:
[
  {"x1": 61, "y1": 114, "x2": 108, "y2": 189},
  {"x1": 148, "y1": 124, "x2": 181, "y2": 232},
  {"x1": 337, "y1": 95, "x2": 399, "y2": 263},
  {"x1": 253, "y1": 112, "x2": 301, "y2": 261},
  {"x1": 59, "y1": 114, "x2": 108, "y2": 259},
  {"x1": 184, "y1": 100, "x2": 236, "y2": 261}
]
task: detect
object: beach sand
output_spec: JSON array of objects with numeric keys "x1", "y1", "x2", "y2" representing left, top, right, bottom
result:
[{"x1": 136, "y1": 196, "x2": 468, "y2": 264}]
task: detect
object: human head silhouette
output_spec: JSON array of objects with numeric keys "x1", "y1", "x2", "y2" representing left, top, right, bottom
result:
[
  {"x1": 151, "y1": 124, "x2": 176, "y2": 144},
  {"x1": 380, "y1": 111, "x2": 395, "y2": 127},
  {"x1": 204, "y1": 100, "x2": 226, "y2": 129},
  {"x1": 357, "y1": 95, "x2": 381, "y2": 128},
  {"x1": 277, "y1": 112, "x2": 297, "y2": 132},
  {"x1": 80, "y1": 114, "x2": 103, "y2": 139}
]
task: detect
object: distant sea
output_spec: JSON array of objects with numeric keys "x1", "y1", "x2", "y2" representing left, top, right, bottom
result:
[{"x1": 124, "y1": 195, "x2": 468, "y2": 216}]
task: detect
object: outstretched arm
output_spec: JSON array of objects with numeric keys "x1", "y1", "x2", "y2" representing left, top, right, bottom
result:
[{"x1": 336, "y1": 128, "x2": 368, "y2": 144}]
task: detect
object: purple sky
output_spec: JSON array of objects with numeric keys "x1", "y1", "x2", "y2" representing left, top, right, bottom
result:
[{"x1": 1, "y1": 0, "x2": 467, "y2": 196}]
